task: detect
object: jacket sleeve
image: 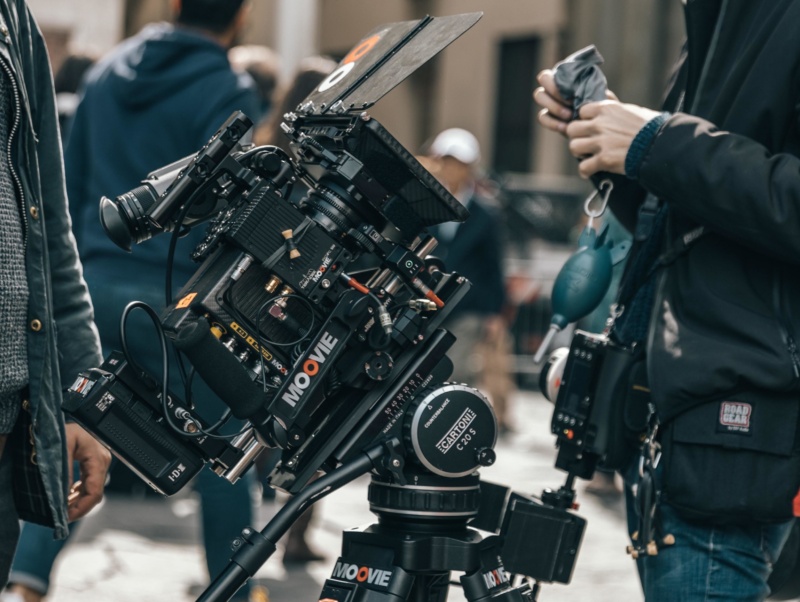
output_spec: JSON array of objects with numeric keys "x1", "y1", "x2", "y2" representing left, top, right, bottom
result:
[
  {"x1": 637, "y1": 112, "x2": 800, "y2": 262},
  {"x1": 63, "y1": 96, "x2": 90, "y2": 253},
  {"x1": 28, "y1": 7, "x2": 102, "y2": 387}
]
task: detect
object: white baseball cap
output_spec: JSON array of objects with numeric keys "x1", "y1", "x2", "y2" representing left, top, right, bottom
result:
[{"x1": 429, "y1": 128, "x2": 481, "y2": 164}]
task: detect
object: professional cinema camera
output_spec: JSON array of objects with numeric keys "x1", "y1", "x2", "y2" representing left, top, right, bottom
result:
[{"x1": 64, "y1": 13, "x2": 592, "y2": 602}]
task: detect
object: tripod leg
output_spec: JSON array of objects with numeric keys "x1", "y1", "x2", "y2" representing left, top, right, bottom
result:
[
  {"x1": 318, "y1": 564, "x2": 414, "y2": 601},
  {"x1": 318, "y1": 531, "x2": 448, "y2": 602},
  {"x1": 197, "y1": 443, "x2": 387, "y2": 601}
]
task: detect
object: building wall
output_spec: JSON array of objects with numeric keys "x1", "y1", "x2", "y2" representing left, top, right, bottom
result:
[
  {"x1": 565, "y1": 0, "x2": 684, "y2": 106},
  {"x1": 27, "y1": 0, "x2": 125, "y2": 72},
  {"x1": 26, "y1": 0, "x2": 686, "y2": 178},
  {"x1": 432, "y1": 0, "x2": 566, "y2": 173}
]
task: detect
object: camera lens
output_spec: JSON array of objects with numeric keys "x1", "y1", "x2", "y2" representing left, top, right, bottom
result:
[
  {"x1": 99, "y1": 183, "x2": 160, "y2": 251},
  {"x1": 305, "y1": 176, "x2": 385, "y2": 240}
]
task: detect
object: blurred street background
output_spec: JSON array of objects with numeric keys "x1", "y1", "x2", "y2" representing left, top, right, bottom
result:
[{"x1": 27, "y1": 0, "x2": 688, "y2": 374}]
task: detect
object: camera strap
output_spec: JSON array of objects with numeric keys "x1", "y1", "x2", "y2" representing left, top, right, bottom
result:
[
  {"x1": 615, "y1": 201, "x2": 703, "y2": 561},
  {"x1": 607, "y1": 198, "x2": 705, "y2": 343}
]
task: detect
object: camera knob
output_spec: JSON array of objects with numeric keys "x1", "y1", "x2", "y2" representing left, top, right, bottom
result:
[
  {"x1": 475, "y1": 447, "x2": 496, "y2": 467},
  {"x1": 404, "y1": 383, "x2": 497, "y2": 478},
  {"x1": 364, "y1": 350, "x2": 394, "y2": 380}
]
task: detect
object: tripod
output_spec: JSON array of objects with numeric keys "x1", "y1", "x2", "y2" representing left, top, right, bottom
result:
[
  {"x1": 196, "y1": 440, "x2": 535, "y2": 602},
  {"x1": 318, "y1": 473, "x2": 535, "y2": 601}
]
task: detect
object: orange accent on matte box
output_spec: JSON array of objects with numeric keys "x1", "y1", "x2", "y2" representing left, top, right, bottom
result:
[{"x1": 793, "y1": 488, "x2": 800, "y2": 516}]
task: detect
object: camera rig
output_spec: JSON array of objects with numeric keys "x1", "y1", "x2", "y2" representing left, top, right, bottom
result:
[{"x1": 64, "y1": 13, "x2": 593, "y2": 602}]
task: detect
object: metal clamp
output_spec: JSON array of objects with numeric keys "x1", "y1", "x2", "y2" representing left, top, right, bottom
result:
[{"x1": 583, "y1": 178, "x2": 614, "y2": 231}]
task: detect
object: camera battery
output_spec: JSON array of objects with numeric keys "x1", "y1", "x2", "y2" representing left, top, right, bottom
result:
[
  {"x1": 500, "y1": 494, "x2": 586, "y2": 584},
  {"x1": 64, "y1": 362, "x2": 205, "y2": 496}
]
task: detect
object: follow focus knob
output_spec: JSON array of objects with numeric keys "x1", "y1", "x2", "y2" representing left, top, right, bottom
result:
[{"x1": 405, "y1": 383, "x2": 497, "y2": 478}]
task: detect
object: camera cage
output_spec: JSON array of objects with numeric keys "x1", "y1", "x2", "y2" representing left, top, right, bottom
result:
[{"x1": 68, "y1": 11, "x2": 495, "y2": 493}]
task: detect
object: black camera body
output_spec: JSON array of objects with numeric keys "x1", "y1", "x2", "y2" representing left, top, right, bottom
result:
[
  {"x1": 63, "y1": 10, "x2": 510, "y2": 498},
  {"x1": 550, "y1": 331, "x2": 612, "y2": 450},
  {"x1": 66, "y1": 101, "x2": 500, "y2": 495},
  {"x1": 60, "y1": 16, "x2": 617, "y2": 596}
]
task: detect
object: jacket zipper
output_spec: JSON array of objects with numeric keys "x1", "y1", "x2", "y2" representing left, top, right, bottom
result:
[
  {"x1": 773, "y1": 271, "x2": 800, "y2": 381},
  {"x1": 0, "y1": 53, "x2": 28, "y2": 246}
]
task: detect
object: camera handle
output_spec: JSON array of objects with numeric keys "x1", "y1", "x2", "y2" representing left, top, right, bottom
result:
[
  {"x1": 196, "y1": 438, "x2": 402, "y2": 602},
  {"x1": 540, "y1": 472, "x2": 580, "y2": 512}
]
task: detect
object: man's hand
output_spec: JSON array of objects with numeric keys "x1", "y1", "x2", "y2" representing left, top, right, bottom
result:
[
  {"x1": 566, "y1": 101, "x2": 662, "y2": 178},
  {"x1": 64, "y1": 423, "x2": 111, "y2": 521},
  {"x1": 533, "y1": 69, "x2": 573, "y2": 135},
  {"x1": 535, "y1": 69, "x2": 660, "y2": 179}
]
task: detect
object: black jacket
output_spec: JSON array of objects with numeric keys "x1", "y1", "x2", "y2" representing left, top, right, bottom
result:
[
  {"x1": 0, "y1": 0, "x2": 101, "y2": 536},
  {"x1": 432, "y1": 194, "x2": 506, "y2": 318},
  {"x1": 612, "y1": 0, "x2": 800, "y2": 421}
]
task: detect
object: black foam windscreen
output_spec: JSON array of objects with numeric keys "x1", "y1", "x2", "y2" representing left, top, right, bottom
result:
[{"x1": 173, "y1": 320, "x2": 268, "y2": 419}]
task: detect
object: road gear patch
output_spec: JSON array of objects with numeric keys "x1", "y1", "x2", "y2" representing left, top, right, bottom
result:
[{"x1": 718, "y1": 401, "x2": 752, "y2": 434}]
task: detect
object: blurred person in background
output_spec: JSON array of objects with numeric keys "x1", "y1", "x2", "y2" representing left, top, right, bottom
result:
[
  {"x1": 251, "y1": 54, "x2": 337, "y2": 565},
  {"x1": 3, "y1": 1, "x2": 264, "y2": 601},
  {"x1": 422, "y1": 128, "x2": 515, "y2": 435},
  {"x1": 52, "y1": 49, "x2": 98, "y2": 143},
  {"x1": 0, "y1": 0, "x2": 110, "y2": 594},
  {"x1": 229, "y1": 43, "x2": 281, "y2": 126}
]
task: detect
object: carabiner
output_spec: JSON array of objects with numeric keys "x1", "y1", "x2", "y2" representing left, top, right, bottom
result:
[{"x1": 583, "y1": 178, "x2": 614, "y2": 230}]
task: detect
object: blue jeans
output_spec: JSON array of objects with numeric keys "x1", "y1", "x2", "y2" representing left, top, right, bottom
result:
[
  {"x1": 9, "y1": 270, "x2": 256, "y2": 600},
  {"x1": 7, "y1": 519, "x2": 72, "y2": 594},
  {"x1": 624, "y1": 461, "x2": 794, "y2": 601}
]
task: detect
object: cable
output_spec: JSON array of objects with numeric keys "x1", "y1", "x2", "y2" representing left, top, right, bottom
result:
[
  {"x1": 118, "y1": 301, "x2": 247, "y2": 441},
  {"x1": 340, "y1": 272, "x2": 394, "y2": 339},
  {"x1": 254, "y1": 293, "x2": 316, "y2": 349},
  {"x1": 164, "y1": 176, "x2": 223, "y2": 394}
]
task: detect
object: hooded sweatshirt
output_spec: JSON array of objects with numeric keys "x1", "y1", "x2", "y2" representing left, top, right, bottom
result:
[{"x1": 65, "y1": 23, "x2": 262, "y2": 288}]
